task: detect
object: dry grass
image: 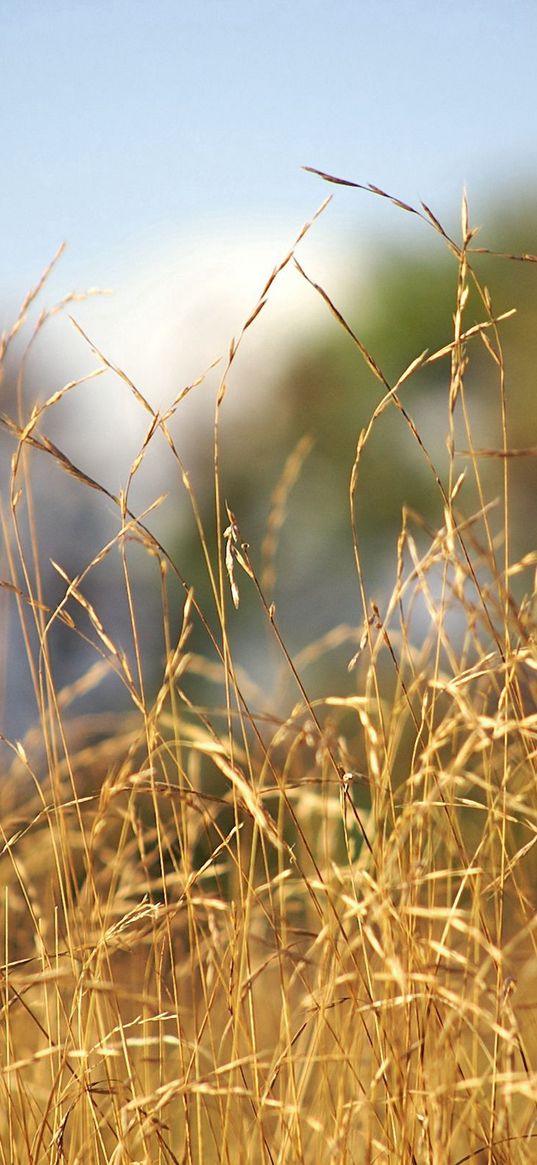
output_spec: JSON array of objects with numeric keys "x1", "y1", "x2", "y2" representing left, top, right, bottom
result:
[{"x1": 2, "y1": 181, "x2": 537, "y2": 1164}]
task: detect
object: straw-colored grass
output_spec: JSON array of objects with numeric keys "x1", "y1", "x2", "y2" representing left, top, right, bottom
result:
[{"x1": 2, "y1": 179, "x2": 537, "y2": 1164}]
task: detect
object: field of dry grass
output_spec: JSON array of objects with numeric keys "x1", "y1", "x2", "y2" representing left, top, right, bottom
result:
[{"x1": 2, "y1": 181, "x2": 537, "y2": 1164}]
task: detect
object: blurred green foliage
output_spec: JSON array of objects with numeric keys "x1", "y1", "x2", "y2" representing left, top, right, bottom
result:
[
  {"x1": 176, "y1": 199, "x2": 537, "y2": 693},
  {"x1": 275, "y1": 209, "x2": 533, "y2": 540}
]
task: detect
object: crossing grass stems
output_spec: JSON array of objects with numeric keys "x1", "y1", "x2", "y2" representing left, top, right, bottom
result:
[{"x1": 2, "y1": 177, "x2": 537, "y2": 1164}]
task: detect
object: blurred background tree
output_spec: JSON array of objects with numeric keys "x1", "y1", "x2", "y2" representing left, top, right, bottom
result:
[
  {"x1": 2, "y1": 198, "x2": 537, "y2": 736},
  {"x1": 202, "y1": 200, "x2": 537, "y2": 671}
]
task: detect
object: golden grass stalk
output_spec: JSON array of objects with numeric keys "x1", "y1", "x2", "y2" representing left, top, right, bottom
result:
[{"x1": 1, "y1": 183, "x2": 537, "y2": 1164}]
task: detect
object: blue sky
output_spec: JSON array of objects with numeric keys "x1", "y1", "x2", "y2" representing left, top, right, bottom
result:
[{"x1": 3, "y1": 1, "x2": 537, "y2": 303}]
